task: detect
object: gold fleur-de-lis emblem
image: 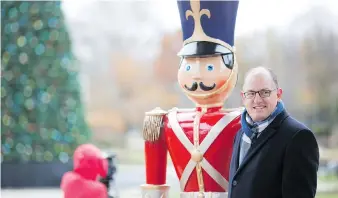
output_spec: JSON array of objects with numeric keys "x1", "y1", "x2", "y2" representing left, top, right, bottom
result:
[
  {"x1": 185, "y1": 0, "x2": 211, "y2": 41},
  {"x1": 184, "y1": 0, "x2": 234, "y2": 52}
]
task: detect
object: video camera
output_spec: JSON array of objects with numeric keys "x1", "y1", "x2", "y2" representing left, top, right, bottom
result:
[{"x1": 99, "y1": 154, "x2": 118, "y2": 198}]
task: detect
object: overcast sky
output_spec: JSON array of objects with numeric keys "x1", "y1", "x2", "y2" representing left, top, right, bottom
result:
[
  {"x1": 152, "y1": 0, "x2": 338, "y2": 36},
  {"x1": 62, "y1": 0, "x2": 338, "y2": 36}
]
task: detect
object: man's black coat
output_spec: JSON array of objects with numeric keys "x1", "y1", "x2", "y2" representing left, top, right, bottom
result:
[{"x1": 228, "y1": 110, "x2": 319, "y2": 198}]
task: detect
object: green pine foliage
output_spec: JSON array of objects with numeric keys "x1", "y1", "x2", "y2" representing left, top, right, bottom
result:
[{"x1": 1, "y1": 1, "x2": 91, "y2": 163}]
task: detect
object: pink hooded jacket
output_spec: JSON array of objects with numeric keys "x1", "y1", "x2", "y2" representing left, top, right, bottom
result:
[{"x1": 61, "y1": 144, "x2": 108, "y2": 198}]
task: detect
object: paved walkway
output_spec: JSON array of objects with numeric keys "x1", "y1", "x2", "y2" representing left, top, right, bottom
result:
[
  {"x1": 2, "y1": 182, "x2": 337, "y2": 198},
  {"x1": 1, "y1": 187, "x2": 145, "y2": 198},
  {"x1": 2, "y1": 164, "x2": 336, "y2": 198}
]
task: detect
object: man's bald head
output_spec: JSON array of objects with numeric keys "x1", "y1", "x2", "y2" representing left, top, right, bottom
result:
[
  {"x1": 243, "y1": 66, "x2": 279, "y2": 90},
  {"x1": 241, "y1": 66, "x2": 282, "y2": 122}
]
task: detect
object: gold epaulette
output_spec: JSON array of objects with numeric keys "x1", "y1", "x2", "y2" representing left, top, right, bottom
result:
[{"x1": 142, "y1": 107, "x2": 168, "y2": 142}]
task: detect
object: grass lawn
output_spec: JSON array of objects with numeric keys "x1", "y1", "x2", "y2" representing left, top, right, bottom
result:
[
  {"x1": 320, "y1": 148, "x2": 338, "y2": 161},
  {"x1": 316, "y1": 193, "x2": 338, "y2": 198},
  {"x1": 319, "y1": 174, "x2": 338, "y2": 182}
]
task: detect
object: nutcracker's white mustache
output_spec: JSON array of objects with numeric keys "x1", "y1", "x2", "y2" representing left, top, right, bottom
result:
[{"x1": 184, "y1": 82, "x2": 216, "y2": 91}]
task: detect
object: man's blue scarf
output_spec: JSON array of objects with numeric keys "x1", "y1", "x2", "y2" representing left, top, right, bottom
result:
[{"x1": 241, "y1": 101, "x2": 285, "y2": 140}]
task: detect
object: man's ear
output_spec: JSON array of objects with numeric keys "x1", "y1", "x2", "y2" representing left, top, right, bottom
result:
[
  {"x1": 277, "y1": 88, "x2": 283, "y2": 100},
  {"x1": 240, "y1": 91, "x2": 245, "y2": 103}
]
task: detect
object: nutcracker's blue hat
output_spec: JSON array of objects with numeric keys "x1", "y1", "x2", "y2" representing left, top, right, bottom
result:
[{"x1": 177, "y1": 0, "x2": 239, "y2": 57}]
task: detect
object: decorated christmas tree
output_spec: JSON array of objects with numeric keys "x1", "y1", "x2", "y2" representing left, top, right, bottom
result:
[{"x1": 1, "y1": 1, "x2": 91, "y2": 187}]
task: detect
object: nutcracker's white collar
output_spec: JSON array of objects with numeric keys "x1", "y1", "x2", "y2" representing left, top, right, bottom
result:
[{"x1": 196, "y1": 102, "x2": 223, "y2": 113}]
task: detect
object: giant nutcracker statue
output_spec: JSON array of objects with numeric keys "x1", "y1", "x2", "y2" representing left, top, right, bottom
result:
[{"x1": 141, "y1": 0, "x2": 242, "y2": 197}]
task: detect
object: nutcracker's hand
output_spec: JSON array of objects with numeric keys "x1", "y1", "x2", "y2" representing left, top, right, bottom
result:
[{"x1": 141, "y1": 184, "x2": 170, "y2": 198}]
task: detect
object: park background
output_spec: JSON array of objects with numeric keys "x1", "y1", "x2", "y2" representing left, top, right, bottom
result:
[{"x1": 1, "y1": 0, "x2": 338, "y2": 197}]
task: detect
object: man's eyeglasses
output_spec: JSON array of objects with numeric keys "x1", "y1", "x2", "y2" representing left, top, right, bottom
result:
[{"x1": 243, "y1": 89, "x2": 277, "y2": 99}]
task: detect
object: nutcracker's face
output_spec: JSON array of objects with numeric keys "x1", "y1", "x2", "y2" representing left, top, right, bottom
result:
[{"x1": 178, "y1": 54, "x2": 238, "y2": 106}]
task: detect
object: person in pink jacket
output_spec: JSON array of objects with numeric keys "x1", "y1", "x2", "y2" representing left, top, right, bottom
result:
[{"x1": 61, "y1": 144, "x2": 109, "y2": 198}]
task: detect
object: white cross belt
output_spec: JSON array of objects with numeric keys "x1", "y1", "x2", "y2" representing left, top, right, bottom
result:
[{"x1": 168, "y1": 110, "x2": 240, "y2": 191}]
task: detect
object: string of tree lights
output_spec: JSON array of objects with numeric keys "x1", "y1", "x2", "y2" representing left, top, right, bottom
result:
[{"x1": 1, "y1": 1, "x2": 91, "y2": 169}]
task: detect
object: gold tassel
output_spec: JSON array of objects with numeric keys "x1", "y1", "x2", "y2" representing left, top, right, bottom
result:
[{"x1": 142, "y1": 107, "x2": 167, "y2": 142}]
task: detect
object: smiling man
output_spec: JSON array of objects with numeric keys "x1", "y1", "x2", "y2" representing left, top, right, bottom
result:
[
  {"x1": 242, "y1": 67, "x2": 281, "y2": 122},
  {"x1": 228, "y1": 67, "x2": 320, "y2": 198}
]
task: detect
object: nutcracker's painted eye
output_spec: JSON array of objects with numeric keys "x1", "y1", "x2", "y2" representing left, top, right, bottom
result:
[
  {"x1": 185, "y1": 64, "x2": 191, "y2": 71},
  {"x1": 206, "y1": 64, "x2": 214, "y2": 71}
]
